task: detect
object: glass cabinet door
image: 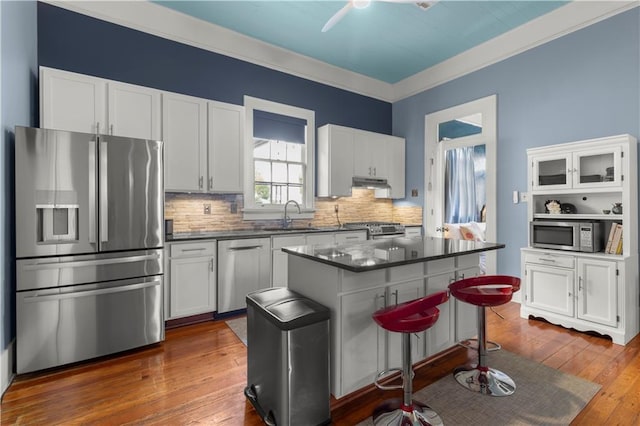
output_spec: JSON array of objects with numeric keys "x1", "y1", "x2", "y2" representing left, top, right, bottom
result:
[
  {"x1": 531, "y1": 153, "x2": 571, "y2": 190},
  {"x1": 572, "y1": 147, "x2": 622, "y2": 188}
]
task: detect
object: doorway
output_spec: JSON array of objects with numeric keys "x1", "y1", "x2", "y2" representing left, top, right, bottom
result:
[{"x1": 424, "y1": 95, "x2": 497, "y2": 274}]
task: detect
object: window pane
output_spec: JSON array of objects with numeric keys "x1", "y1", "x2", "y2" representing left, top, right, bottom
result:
[
  {"x1": 288, "y1": 186, "x2": 303, "y2": 204},
  {"x1": 271, "y1": 141, "x2": 286, "y2": 161},
  {"x1": 272, "y1": 184, "x2": 286, "y2": 204},
  {"x1": 288, "y1": 143, "x2": 302, "y2": 162},
  {"x1": 254, "y1": 160, "x2": 271, "y2": 182},
  {"x1": 438, "y1": 113, "x2": 483, "y2": 141},
  {"x1": 272, "y1": 162, "x2": 287, "y2": 183},
  {"x1": 288, "y1": 164, "x2": 304, "y2": 184},
  {"x1": 255, "y1": 184, "x2": 271, "y2": 204},
  {"x1": 254, "y1": 139, "x2": 270, "y2": 159}
]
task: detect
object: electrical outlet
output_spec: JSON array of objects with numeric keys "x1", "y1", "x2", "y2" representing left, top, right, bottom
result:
[
  {"x1": 520, "y1": 192, "x2": 529, "y2": 203},
  {"x1": 334, "y1": 204, "x2": 339, "y2": 213},
  {"x1": 204, "y1": 204, "x2": 211, "y2": 214},
  {"x1": 411, "y1": 189, "x2": 418, "y2": 197},
  {"x1": 230, "y1": 202, "x2": 237, "y2": 214}
]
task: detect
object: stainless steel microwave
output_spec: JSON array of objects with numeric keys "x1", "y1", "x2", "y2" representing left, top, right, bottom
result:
[{"x1": 530, "y1": 220, "x2": 603, "y2": 252}]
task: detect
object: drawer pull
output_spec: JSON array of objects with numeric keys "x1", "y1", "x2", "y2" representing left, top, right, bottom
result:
[
  {"x1": 181, "y1": 248, "x2": 207, "y2": 252},
  {"x1": 538, "y1": 258, "x2": 556, "y2": 263}
]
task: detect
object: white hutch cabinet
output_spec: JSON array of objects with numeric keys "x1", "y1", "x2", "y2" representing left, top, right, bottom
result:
[{"x1": 521, "y1": 134, "x2": 638, "y2": 345}]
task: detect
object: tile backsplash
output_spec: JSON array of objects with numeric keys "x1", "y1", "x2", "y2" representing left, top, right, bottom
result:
[{"x1": 165, "y1": 188, "x2": 422, "y2": 233}]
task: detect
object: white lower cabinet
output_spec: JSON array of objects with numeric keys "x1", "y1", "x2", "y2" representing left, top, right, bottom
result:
[
  {"x1": 272, "y1": 235, "x2": 306, "y2": 287},
  {"x1": 166, "y1": 241, "x2": 216, "y2": 320},
  {"x1": 340, "y1": 287, "x2": 387, "y2": 395},
  {"x1": 576, "y1": 258, "x2": 617, "y2": 326},
  {"x1": 287, "y1": 252, "x2": 480, "y2": 398},
  {"x1": 521, "y1": 249, "x2": 633, "y2": 344},
  {"x1": 386, "y1": 280, "x2": 425, "y2": 369},
  {"x1": 455, "y1": 265, "x2": 481, "y2": 342}
]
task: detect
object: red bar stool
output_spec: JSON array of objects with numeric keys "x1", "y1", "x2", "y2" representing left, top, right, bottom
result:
[
  {"x1": 371, "y1": 291, "x2": 449, "y2": 426},
  {"x1": 448, "y1": 275, "x2": 521, "y2": 397}
]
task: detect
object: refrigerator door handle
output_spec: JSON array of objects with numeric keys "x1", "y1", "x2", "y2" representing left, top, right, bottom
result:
[
  {"x1": 21, "y1": 253, "x2": 162, "y2": 271},
  {"x1": 88, "y1": 140, "x2": 97, "y2": 244},
  {"x1": 100, "y1": 140, "x2": 109, "y2": 243},
  {"x1": 23, "y1": 278, "x2": 161, "y2": 303}
]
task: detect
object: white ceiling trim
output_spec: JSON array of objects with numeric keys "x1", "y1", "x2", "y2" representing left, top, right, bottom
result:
[
  {"x1": 43, "y1": 1, "x2": 637, "y2": 104},
  {"x1": 393, "y1": 1, "x2": 639, "y2": 102}
]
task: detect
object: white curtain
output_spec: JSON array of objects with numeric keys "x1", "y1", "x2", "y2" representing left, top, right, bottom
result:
[{"x1": 444, "y1": 146, "x2": 478, "y2": 223}]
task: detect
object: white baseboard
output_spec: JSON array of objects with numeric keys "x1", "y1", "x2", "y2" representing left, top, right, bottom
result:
[{"x1": 1, "y1": 339, "x2": 15, "y2": 399}]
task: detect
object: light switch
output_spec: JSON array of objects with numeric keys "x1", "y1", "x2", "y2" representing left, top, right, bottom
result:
[{"x1": 513, "y1": 190, "x2": 519, "y2": 204}]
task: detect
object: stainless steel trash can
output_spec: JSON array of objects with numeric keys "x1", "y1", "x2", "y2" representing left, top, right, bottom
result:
[{"x1": 245, "y1": 287, "x2": 330, "y2": 426}]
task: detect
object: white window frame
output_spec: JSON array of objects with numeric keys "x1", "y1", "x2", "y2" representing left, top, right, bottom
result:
[{"x1": 243, "y1": 96, "x2": 315, "y2": 220}]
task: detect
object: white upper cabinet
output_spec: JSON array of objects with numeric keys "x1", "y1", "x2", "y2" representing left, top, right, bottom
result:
[
  {"x1": 41, "y1": 67, "x2": 243, "y2": 194},
  {"x1": 385, "y1": 134, "x2": 405, "y2": 199},
  {"x1": 162, "y1": 94, "x2": 244, "y2": 193},
  {"x1": 353, "y1": 131, "x2": 387, "y2": 179},
  {"x1": 531, "y1": 145, "x2": 623, "y2": 192},
  {"x1": 207, "y1": 101, "x2": 243, "y2": 193},
  {"x1": 40, "y1": 67, "x2": 106, "y2": 134},
  {"x1": 107, "y1": 81, "x2": 161, "y2": 140},
  {"x1": 317, "y1": 124, "x2": 354, "y2": 197},
  {"x1": 40, "y1": 67, "x2": 160, "y2": 140},
  {"x1": 162, "y1": 92, "x2": 208, "y2": 192},
  {"x1": 317, "y1": 124, "x2": 405, "y2": 198}
]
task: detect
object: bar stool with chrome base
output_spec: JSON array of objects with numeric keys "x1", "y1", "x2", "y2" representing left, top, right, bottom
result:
[
  {"x1": 448, "y1": 275, "x2": 521, "y2": 397},
  {"x1": 371, "y1": 291, "x2": 450, "y2": 426}
]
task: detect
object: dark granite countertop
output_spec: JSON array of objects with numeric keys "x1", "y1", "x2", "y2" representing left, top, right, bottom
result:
[
  {"x1": 165, "y1": 226, "x2": 362, "y2": 242},
  {"x1": 282, "y1": 236, "x2": 505, "y2": 272}
]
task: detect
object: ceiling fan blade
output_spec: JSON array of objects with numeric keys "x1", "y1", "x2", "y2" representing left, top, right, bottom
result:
[{"x1": 322, "y1": 2, "x2": 354, "y2": 32}]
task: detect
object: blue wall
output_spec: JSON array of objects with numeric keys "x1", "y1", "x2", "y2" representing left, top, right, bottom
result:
[
  {"x1": 393, "y1": 7, "x2": 640, "y2": 276},
  {"x1": 1, "y1": 0, "x2": 37, "y2": 393},
  {"x1": 37, "y1": 2, "x2": 391, "y2": 134}
]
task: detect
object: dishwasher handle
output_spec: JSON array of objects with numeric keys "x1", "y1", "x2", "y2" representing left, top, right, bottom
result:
[{"x1": 227, "y1": 245, "x2": 263, "y2": 251}]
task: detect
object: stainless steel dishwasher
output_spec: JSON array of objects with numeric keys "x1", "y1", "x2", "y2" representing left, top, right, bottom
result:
[{"x1": 217, "y1": 238, "x2": 271, "y2": 313}]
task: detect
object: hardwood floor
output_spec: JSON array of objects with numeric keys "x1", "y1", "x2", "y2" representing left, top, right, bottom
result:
[{"x1": 2, "y1": 303, "x2": 639, "y2": 425}]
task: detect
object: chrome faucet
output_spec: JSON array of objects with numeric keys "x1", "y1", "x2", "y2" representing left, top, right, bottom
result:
[{"x1": 283, "y1": 200, "x2": 301, "y2": 228}]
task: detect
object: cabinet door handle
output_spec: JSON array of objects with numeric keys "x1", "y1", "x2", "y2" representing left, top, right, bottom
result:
[
  {"x1": 110, "y1": 124, "x2": 114, "y2": 135},
  {"x1": 199, "y1": 176, "x2": 203, "y2": 189},
  {"x1": 208, "y1": 177, "x2": 213, "y2": 190},
  {"x1": 210, "y1": 258, "x2": 214, "y2": 272},
  {"x1": 393, "y1": 290, "x2": 399, "y2": 305},
  {"x1": 578, "y1": 276, "x2": 583, "y2": 291},
  {"x1": 377, "y1": 293, "x2": 387, "y2": 308},
  {"x1": 96, "y1": 122, "x2": 100, "y2": 135},
  {"x1": 373, "y1": 167, "x2": 377, "y2": 176}
]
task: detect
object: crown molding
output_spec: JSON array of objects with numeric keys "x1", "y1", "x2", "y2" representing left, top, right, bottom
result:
[{"x1": 43, "y1": 1, "x2": 638, "y2": 104}]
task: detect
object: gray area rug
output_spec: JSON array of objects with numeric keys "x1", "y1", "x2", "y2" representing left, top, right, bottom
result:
[
  {"x1": 225, "y1": 317, "x2": 247, "y2": 345},
  {"x1": 357, "y1": 350, "x2": 601, "y2": 426}
]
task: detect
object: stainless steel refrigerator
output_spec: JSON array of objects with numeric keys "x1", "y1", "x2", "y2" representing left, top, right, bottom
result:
[{"x1": 15, "y1": 126, "x2": 165, "y2": 374}]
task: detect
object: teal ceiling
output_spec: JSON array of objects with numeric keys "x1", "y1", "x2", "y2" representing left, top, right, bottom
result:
[{"x1": 153, "y1": 1, "x2": 569, "y2": 83}]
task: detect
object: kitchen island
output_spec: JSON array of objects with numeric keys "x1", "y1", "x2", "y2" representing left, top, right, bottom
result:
[{"x1": 283, "y1": 236, "x2": 504, "y2": 399}]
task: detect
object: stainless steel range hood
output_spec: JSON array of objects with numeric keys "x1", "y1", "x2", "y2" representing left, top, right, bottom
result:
[
  {"x1": 352, "y1": 176, "x2": 390, "y2": 190},
  {"x1": 352, "y1": 176, "x2": 391, "y2": 198}
]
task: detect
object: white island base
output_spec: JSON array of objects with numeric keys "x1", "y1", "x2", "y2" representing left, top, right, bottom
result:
[{"x1": 287, "y1": 252, "x2": 482, "y2": 399}]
